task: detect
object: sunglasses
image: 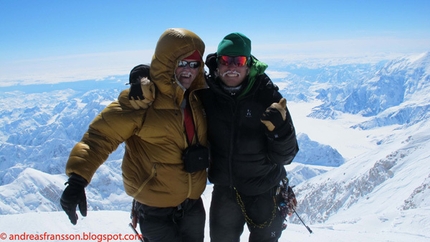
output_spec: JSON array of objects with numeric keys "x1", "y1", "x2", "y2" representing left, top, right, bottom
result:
[
  {"x1": 218, "y1": 56, "x2": 249, "y2": 67},
  {"x1": 178, "y1": 60, "x2": 201, "y2": 69}
]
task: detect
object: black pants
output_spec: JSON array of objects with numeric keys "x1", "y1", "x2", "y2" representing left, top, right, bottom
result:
[
  {"x1": 210, "y1": 185, "x2": 284, "y2": 242},
  {"x1": 138, "y1": 198, "x2": 205, "y2": 242}
]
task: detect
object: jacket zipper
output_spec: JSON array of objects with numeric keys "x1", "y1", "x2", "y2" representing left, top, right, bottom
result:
[
  {"x1": 228, "y1": 98, "x2": 239, "y2": 189},
  {"x1": 187, "y1": 173, "x2": 192, "y2": 198},
  {"x1": 184, "y1": 92, "x2": 193, "y2": 198}
]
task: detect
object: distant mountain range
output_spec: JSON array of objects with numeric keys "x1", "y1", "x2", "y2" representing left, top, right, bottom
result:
[{"x1": 1, "y1": 52, "x2": 429, "y2": 232}]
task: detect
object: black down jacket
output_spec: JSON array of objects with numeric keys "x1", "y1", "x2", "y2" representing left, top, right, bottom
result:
[{"x1": 199, "y1": 55, "x2": 299, "y2": 196}]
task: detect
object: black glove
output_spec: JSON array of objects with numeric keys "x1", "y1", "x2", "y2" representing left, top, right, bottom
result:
[
  {"x1": 261, "y1": 98, "x2": 292, "y2": 138},
  {"x1": 261, "y1": 98, "x2": 287, "y2": 131},
  {"x1": 128, "y1": 64, "x2": 150, "y2": 100},
  {"x1": 205, "y1": 53, "x2": 218, "y2": 78},
  {"x1": 60, "y1": 173, "x2": 88, "y2": 225}
]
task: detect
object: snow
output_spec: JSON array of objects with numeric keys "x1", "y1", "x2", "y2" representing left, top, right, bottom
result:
[
  {"x1": 1, "y1": 186, "x2": 429, "y2": 242},
  {"x1": 1, "y1": 52, "x2": 430, "y2": 241},
  {"x1": 288, "y1": 101, "x2": 376, "y2": 159}
]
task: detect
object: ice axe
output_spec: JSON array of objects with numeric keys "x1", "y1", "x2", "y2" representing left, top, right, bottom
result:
[
  {"x1": 129, "y1": 223, "x2": 144, "y2": 242},
  {"x1": 292, "y1": 207, "x2": 313, "y2": 234}
]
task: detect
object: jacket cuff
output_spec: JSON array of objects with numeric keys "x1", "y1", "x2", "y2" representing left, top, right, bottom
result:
[
  {"x1": 68, "y1": 173, "x2": 89, "y2": 187},
  {"x1": 266, "y1": 120, "x2": 293, "y2": 139}
]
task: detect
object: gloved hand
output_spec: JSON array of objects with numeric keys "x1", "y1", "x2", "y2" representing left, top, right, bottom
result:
[
  {"x1": 129, "y1": 77, "x2": 155, "y2": 110},
  {"x1": 261, "y1": 98, "x2": 287, "y2": 132},
  {"x1": 128, "y1": 64, "x2": 155, "y2": 110},
  {"x1": 205, "y1": 53, "x2": 218, "y2": 79},
  {"x1": 60, "y1": 173, "x2": 88, "y2": 225}
]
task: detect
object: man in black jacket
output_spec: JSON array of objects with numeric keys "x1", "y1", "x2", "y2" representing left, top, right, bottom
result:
[{"x1": 199, "y1": 32, "x2": 299, "y2": 242}]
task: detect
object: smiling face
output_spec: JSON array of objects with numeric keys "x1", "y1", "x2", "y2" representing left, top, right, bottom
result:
[
  {"x1": 175, "y1": 59, "x2": 201, "y2": 89},
  {"x1": 216, "y1": 56, "x2": 249, "y2": 87}
]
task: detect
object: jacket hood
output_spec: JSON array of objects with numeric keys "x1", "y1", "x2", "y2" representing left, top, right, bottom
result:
[
  {"x1": 150, "y1": 28, "x2": 206, "y2": 104},
  {"x1": 238, "y1": 56, "x2": 268, "y2": 98}
]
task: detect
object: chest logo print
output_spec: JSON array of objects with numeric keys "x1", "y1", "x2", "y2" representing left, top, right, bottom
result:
[{"x1": 246, "y1": 109, "x2": 252, "y2": 118}]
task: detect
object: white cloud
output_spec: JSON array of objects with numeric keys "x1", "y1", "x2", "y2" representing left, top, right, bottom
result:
[
  {"x1": 0, "y1": 50, "x2": 153, "y2": 87},
  {"x1": 2, "y1": 36, "x2": 429, "y2": 86},
  {"x1": 253, "y1": 36, "x2": 430, "y2": 62}
]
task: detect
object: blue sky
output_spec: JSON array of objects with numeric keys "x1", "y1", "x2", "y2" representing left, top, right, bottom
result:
[{"x1": 1, "y1": 0, "x2": 429, "y2": 85}]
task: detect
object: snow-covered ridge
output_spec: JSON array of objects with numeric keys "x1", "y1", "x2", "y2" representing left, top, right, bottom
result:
[
  {"x1": 295, "y1": 130, "x2": 430, "y2": 224},
  {"x1": 0, "y1": 52, "x2": 429, "y2": 241}
]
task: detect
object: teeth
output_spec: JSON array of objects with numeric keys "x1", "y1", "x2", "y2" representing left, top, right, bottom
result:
[
  {"x1": 222, "y1": 71, "x2": 241, "y2": 78},
  {"x1": 180, "y1": 72, "x2": 192, "y2": 78}
]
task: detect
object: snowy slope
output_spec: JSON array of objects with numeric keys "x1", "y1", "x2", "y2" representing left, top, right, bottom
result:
[
  {"x1": 0, "y1": 185, "x2": 429, "y2": 242},
  {"x1": 1, "y1": 52, "x2": 430, "y2": 241},
  {"x1": 293, "y1": 117, "x2": 430, "y2": 223}
]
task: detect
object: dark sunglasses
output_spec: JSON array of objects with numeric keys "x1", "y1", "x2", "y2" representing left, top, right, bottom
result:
[
  {"x1": 178, "y1": 60, "x2": 201, "y2": 69},
  {"x1": 218, "y1": 56, "x2": 249, "y2": 67}
]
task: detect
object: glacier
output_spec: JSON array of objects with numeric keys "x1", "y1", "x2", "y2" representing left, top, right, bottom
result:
[{"x1": 1, "y1": 52, "x2": 430, "y2": 241}]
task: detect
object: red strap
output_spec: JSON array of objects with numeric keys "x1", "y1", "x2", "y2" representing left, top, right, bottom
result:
[{"x1": 184, "y1": 102, "x2": 195, "y2": 144}]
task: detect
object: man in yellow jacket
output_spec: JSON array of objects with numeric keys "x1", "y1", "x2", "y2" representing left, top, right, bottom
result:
[{"x1": 60, "y1": 28, "x2": 208, "y2": 242}]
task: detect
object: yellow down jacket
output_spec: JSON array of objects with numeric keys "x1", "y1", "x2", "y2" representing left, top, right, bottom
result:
[{"x1": 65, "y1": 28, "x2": 208, "y2": 207}]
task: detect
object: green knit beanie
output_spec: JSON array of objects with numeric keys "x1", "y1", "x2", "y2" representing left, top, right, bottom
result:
[{"x1": 217, "y1": 32, "x2": 251, "y2": 57}]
